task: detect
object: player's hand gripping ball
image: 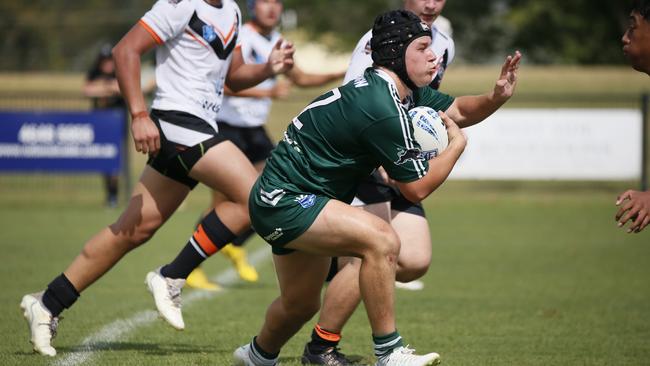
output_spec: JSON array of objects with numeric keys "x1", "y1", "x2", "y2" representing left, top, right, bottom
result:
[{"x1": 408, "y1": 106, "x2": 448, "y2": 159}]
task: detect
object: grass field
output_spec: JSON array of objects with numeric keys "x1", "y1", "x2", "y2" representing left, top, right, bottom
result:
[
  {"x1": 1, "y1": 181, "x2": 649, "y2": 365},
  {"x1": 1, "y1": 67, "x2": 650, "y2": 365}
]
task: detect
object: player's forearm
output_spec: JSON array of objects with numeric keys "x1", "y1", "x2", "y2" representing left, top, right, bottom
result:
[
  {"x1": 450, "y1": 93, "x2": 507, "y2": 128},
  {"x1": 226, "y1": 63, "x2": 274, "y2": 92},
  {"x1": 113, "y1": 45, "x2": 147, "y2": 115},
  {"x1": 291, "y1": 71, "x2": 343, "y2": 87},
  {"x1": 225, "y1": 86, "x2": 273, "y2": 98},
  {"x1": 397, "y1": 144, "x2": 464, "y2": 202}
]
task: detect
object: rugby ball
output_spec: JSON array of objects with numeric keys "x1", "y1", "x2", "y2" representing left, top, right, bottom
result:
[{"x1": 408, "y1": 106, "x2": 448, "y2": 159}]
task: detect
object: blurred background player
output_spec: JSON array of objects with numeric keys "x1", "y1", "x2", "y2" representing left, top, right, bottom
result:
[
  {"x1": 20, "y1": 0, "x2": 294, "y2": 356},
  {"x1": 185, "y1": 0, "x2": 345, "y2": 290},
  {"x1": 83, "y1": 44, "x2": 126, "y2": 208},
  {"x1": 615, "y1": 0, "x2": 650, "y2": 233}
]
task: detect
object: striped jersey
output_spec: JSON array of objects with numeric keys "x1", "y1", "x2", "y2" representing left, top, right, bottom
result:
[
  {"x1": 343, "y1": 25, "x2": 455, "y2": 90},
  {"x1": 260, "y1": 68, "x2": 455, "y2": 204},
  {"x1": 140, "y1": 0, "x2": 241, "y2": 139},
  {"x1": 217, "y1": 23, "x2": 281, "y2": 128}
]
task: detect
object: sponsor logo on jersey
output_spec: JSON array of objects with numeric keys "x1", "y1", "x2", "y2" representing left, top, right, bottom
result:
[
  {"x1": 421, "y1": 149, "x2": 439, "y2": 160},
  {"x1": 263, "y1": 228, "x2": 284, "y2": 242},
  {"x1": 295, "y1": 194, "x2": 316, "y2": 209},
  {"x1": 202, "y1": 25, "x2": 217, "y2": 43},
  {"x1": 260, "y1": 188, "x2": 285, "y2": 206},
  {"x1": 395, "y1": 148, "x2": 425, "y2": 165}
]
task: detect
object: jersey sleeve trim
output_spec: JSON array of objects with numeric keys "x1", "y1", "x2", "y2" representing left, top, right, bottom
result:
[{"x1": 138, "y1": 19, "x2": 163, "y2": 45}]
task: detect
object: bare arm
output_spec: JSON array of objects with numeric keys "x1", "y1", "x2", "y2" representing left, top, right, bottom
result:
[
  {"x1": 286, "y1": 65, "x2": 345, "y2": 87},
  {"x1": 446, "y1": 51, "x2": 521, "y2": 128},
  {"x1": 226, "y1": 39, "x2": 294, "y2": 92},
  {"x1": 223, "y1": 79, "x2": 291, "y2": 99},
  {"x1": 112, "y1": 23, "x2": 160, "y2": 154},
  {"x1": 83, "y1": 79, "x2": 121, "y2": 98},
  {"x1": 396, "y1": 111, "x2": 466, "y2": 202}
]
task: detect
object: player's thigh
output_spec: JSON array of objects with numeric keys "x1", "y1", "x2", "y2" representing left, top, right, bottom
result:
[
  {"x1": 112, "y1": 166, "x2": 190, "y2": 234},
  {"x1": 189, "y1": 140, "x2": 258, "y2": 203},
  {"x1": 287, "y1": 200, "x2": 399, "y2": 258},
  {"x1": 273, "y1": 251, "x2": 331, "y2": 306},
  {"x1": 391, "y1": 210, "x2": 432, "y2": 268},
  {"x1": 361, "y1": 201, "x2": 391, "y2": 223}
]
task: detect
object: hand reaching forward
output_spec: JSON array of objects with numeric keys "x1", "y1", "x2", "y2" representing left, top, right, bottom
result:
[
  {"x1": 493, "y1": 50, "x2": 522, "y2": 102},
  {"x1": 268, "y1": 38, "x2": 295, "y2": 75}
]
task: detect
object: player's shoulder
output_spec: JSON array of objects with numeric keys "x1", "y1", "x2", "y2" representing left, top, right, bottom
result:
[
  {"x1": 148, "y1": 0, "x2": 196, "y2": 20},
  {"x1": 343, "y1": 70, "x2": 404, "y2": 119}
]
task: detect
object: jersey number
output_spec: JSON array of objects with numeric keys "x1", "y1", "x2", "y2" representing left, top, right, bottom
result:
[{"x1": 292, "y1": 88, "x2": 341, "y2": 130}]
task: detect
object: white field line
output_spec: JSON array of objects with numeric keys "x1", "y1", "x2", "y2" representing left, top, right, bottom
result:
[{"x1": 53, "y1": 247, "x2": 272, "y2": 366}]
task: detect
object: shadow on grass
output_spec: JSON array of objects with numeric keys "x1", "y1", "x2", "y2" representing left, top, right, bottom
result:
[{"x1": 279, "y1": 353, "x2": 369, "y2": 365}]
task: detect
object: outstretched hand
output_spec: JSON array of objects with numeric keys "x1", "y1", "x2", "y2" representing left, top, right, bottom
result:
[
  {"x1": 268, "y1": 38, "x2": 295, "y2": 75},
  {"x1": 493, "y1": 50, "x2": 522, "y2": 102},
  {"x1": 615, "y1": 189, "x2": 650, "y2": 233}
]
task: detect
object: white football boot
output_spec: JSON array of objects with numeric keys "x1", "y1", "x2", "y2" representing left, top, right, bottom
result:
[
  {"x1": 375, "y1": 346, "x2": 441, "y2": 366},
  {"x1": 20, "y1": 292, "x2": 59, "y2": 357},
  {"x1": 145, "y1": 268, "x2": 185, "y2": 330},
  {"x1": 233, "y1": 343, "x2": 277, "y2": 366},
  {"x1": 395, "y1": 280, "x2": 425, "y2": 291}
]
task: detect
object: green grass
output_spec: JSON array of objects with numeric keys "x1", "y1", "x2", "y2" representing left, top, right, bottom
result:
[{"x1": 1, "y1": 181, "x2": 649, "y2": 365}]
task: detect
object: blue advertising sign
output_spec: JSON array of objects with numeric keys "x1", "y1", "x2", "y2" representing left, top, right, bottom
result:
[{"x1": 0, "y1": 109, "x2": 126, "y2": 173}]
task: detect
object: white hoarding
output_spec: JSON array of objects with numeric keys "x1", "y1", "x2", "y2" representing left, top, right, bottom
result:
[{"x1": 450, "y1": 109, "x2": 642, "y2": 180}]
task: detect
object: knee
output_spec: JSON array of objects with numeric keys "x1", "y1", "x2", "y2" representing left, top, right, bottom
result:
[{"x1": 364, "y1": 222, "x2": 400, "y2": 263}]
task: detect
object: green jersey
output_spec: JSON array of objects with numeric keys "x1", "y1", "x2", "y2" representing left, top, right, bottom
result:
[{"x1": 262, "y1": 68, "x2": 455, "y2": 204}]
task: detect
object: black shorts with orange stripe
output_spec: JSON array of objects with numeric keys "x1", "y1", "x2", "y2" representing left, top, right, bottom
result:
[{"x1": 147, "y1": 109, "x2": 227, "y2": 189}]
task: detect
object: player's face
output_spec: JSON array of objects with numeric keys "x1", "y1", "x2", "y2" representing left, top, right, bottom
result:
[
  {"x1": 405, "y1": 37, "x2": 438, "y2": 88},
  {"x1": 403, "y1": 0, "x2": 446, "y2": 27},
  {"x1": 622, "y1": 11, "x2": 650, "y2": 75},
  {"x1": 99, "y1": 58, "x2": 115, "y2": 74},
  {"x1": 254, "y1": 0, "x2": 283, "y2": 29}
]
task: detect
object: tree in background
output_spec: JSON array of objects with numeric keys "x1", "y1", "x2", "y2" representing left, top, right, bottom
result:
[{"x1": 0, "y1": 0, "x2": 635, "y2": 70}]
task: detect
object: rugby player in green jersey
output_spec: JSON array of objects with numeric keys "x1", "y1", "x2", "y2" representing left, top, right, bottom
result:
[{"x1": 233, "y1": 10, "x2": 520, "y2": 366}]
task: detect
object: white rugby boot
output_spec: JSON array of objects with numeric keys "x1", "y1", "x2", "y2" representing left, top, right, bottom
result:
[
  {"x1": 233, "y1": 342, "x2": 277, "y2": 366},
  {"x1": 145, "y1": 267, "x2": 185, "y2": 330},
  {"x1": 395, "y1": 279, "x2": 425, "y2": 291},
  {"x1": 375, "y1": 346, "x2": 441, "y2": 366},
  {"x1": 20, "y1": 292, "x2": 59, "y2": 357}
]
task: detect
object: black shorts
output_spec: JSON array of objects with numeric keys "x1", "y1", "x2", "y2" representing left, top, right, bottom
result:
[
  {"x1": 147, "y1": 109, "x2": 227, "y2": 189},
  {"x1": 353, "y1": 171, "x2": 425, "y2": 217},
  {"x1": 216, "y1": 122, "x2": 275, "y2": 164}
]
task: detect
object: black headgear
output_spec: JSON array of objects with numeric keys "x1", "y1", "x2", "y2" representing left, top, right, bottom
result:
[{"x1": 371, "y1": 10, "x2": 431, "y2": 91}]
